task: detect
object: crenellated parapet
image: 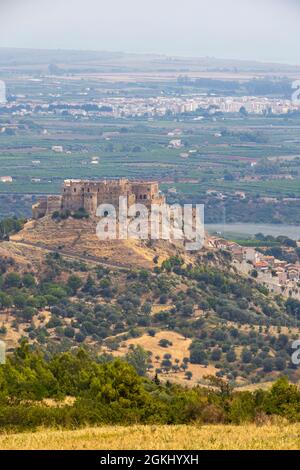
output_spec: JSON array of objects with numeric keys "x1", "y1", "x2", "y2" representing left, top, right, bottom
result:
[{"x1": 32, "y1": 178, "x2": 165, "y2": 219}]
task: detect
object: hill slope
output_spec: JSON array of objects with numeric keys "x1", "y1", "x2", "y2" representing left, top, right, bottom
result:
[{"x1": 0, "y1": 216, "x2": 300, "y2": 387}]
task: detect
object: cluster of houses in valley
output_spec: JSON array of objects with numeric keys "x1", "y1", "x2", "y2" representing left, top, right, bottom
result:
[{"x1": 210, "y1": 238, "x2": 300, "y2": 299}]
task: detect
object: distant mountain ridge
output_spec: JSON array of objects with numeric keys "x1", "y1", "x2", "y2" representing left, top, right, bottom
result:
[{"x1": 0, "y1": 47, "x2": 300, "y2": 74}]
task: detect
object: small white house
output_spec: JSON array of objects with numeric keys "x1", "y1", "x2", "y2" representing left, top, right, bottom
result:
[
  {"x1": 51, "y1": 145, "x2": 64, "y2": 153},
  {"x1": 168, "y1": 139, "x2": 182, "y2": 149},
  {"x1": 0, "y1": 176, "x2": 13, "y2": 183}
]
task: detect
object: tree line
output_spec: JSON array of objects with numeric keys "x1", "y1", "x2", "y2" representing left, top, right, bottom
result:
[{"x1": 0, "y1": 342, "x2": 300, "y2": 431}]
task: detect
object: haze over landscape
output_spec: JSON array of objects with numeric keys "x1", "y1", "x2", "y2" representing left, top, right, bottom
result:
[{"x1": 0, "y1": 0, "x2": 299, "y2": 63}]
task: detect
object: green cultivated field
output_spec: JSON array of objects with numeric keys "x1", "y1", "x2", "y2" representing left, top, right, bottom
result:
[
  {"x1": 1, "y1": 112, "x2": 300, "y2": 198},
  {"x1": 1, "y1": 71, "x2": 300, "y2": 223}
]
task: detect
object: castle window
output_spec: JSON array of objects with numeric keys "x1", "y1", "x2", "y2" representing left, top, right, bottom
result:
[
  {"x1": 74, "y1": 188, "x2": 76, "y2": 193},
  {"x1": 139, "y1": 195, "x2": 143, "y2": 199},
  {"x1": 143, "y1": 194, "x2": 147, "y2": 199}
]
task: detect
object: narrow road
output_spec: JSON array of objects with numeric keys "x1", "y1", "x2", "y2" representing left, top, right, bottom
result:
[{"x1": 10, "y1": 239, "x2": 133, "y2": 271}]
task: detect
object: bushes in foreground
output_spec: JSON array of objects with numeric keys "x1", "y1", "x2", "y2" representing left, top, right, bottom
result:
[{"x1": 0, "y1": 342, "x2": 300, "y2": 431}]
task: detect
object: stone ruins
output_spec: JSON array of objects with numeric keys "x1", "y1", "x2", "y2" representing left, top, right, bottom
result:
[{"x1": 32, "y1": 178, "x2": 165, "y2": 219}]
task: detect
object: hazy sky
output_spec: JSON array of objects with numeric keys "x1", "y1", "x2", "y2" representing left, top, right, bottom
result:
[{"x1": 0, "y1": 0, "x2": 299, "y2": 63}]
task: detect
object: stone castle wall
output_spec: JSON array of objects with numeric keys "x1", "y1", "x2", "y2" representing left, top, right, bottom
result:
[{"x1": 32, "y1": 179, "x2": 165, "y2": 219}]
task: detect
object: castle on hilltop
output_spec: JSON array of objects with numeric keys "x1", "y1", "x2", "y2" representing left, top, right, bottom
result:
[{"x1": 32, "y1": 179, "x2": 166, "y2": 219}]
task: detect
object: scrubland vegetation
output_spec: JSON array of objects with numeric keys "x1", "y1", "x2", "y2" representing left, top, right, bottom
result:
[
  {"x1": 1, "y1": 343, "x2": 300, "y2": 433},
  {"x1": 1, "y1": 249, "x2": 300, "y2": 385}
]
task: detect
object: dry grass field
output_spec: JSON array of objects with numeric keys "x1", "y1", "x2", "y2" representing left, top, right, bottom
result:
[
  {"x1": 1, "y1": 424, "x2": 300, "y2": 450},
  {"x1": 109, "y1": 330, "x2": 217, "y2": 386}
]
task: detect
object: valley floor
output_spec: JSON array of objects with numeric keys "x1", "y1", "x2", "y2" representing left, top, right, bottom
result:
[{"x1": 0, "y1": 424, "x2": 300, "y2": 450}]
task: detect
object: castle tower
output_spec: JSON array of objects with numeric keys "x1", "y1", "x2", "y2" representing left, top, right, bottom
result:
[{"x1": 32, "y1": 178, "x2": 166, "y2": 219}]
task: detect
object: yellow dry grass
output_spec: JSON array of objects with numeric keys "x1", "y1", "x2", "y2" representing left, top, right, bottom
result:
[
  {"x1": 109, "y1": 330, "x2": 217, "y2": 385},
  {"x1": 0, "y1": 424, "x2": 300, "y2": 450},
  {"x1": 226, "y1": 321, "x2": 300, "y2": 338},
  {"x1": 151, "y1": 304, "x2": 174, "y2": 315},
  {"x1": 0, "y1": 312, "x2": 28, "y2": 348},
  {"x1": 11, "y1": 216, "x2": 190, "y2": 271},
  {"x1": 112, "y1": 330, "x2": 191, "y2": 361}
]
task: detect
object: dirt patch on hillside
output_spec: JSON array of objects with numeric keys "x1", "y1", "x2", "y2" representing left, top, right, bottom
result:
[
  {"x1": 10, "y1": 216, "x2": 187, "y2": 269},
  {"x1": 106, "y1": 330, "x2": 217, "y2": 386}
]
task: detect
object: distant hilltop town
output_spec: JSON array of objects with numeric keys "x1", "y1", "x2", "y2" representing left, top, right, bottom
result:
[{"x1": 32, "y1": 179, "x2": 166, "y2": 219}]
